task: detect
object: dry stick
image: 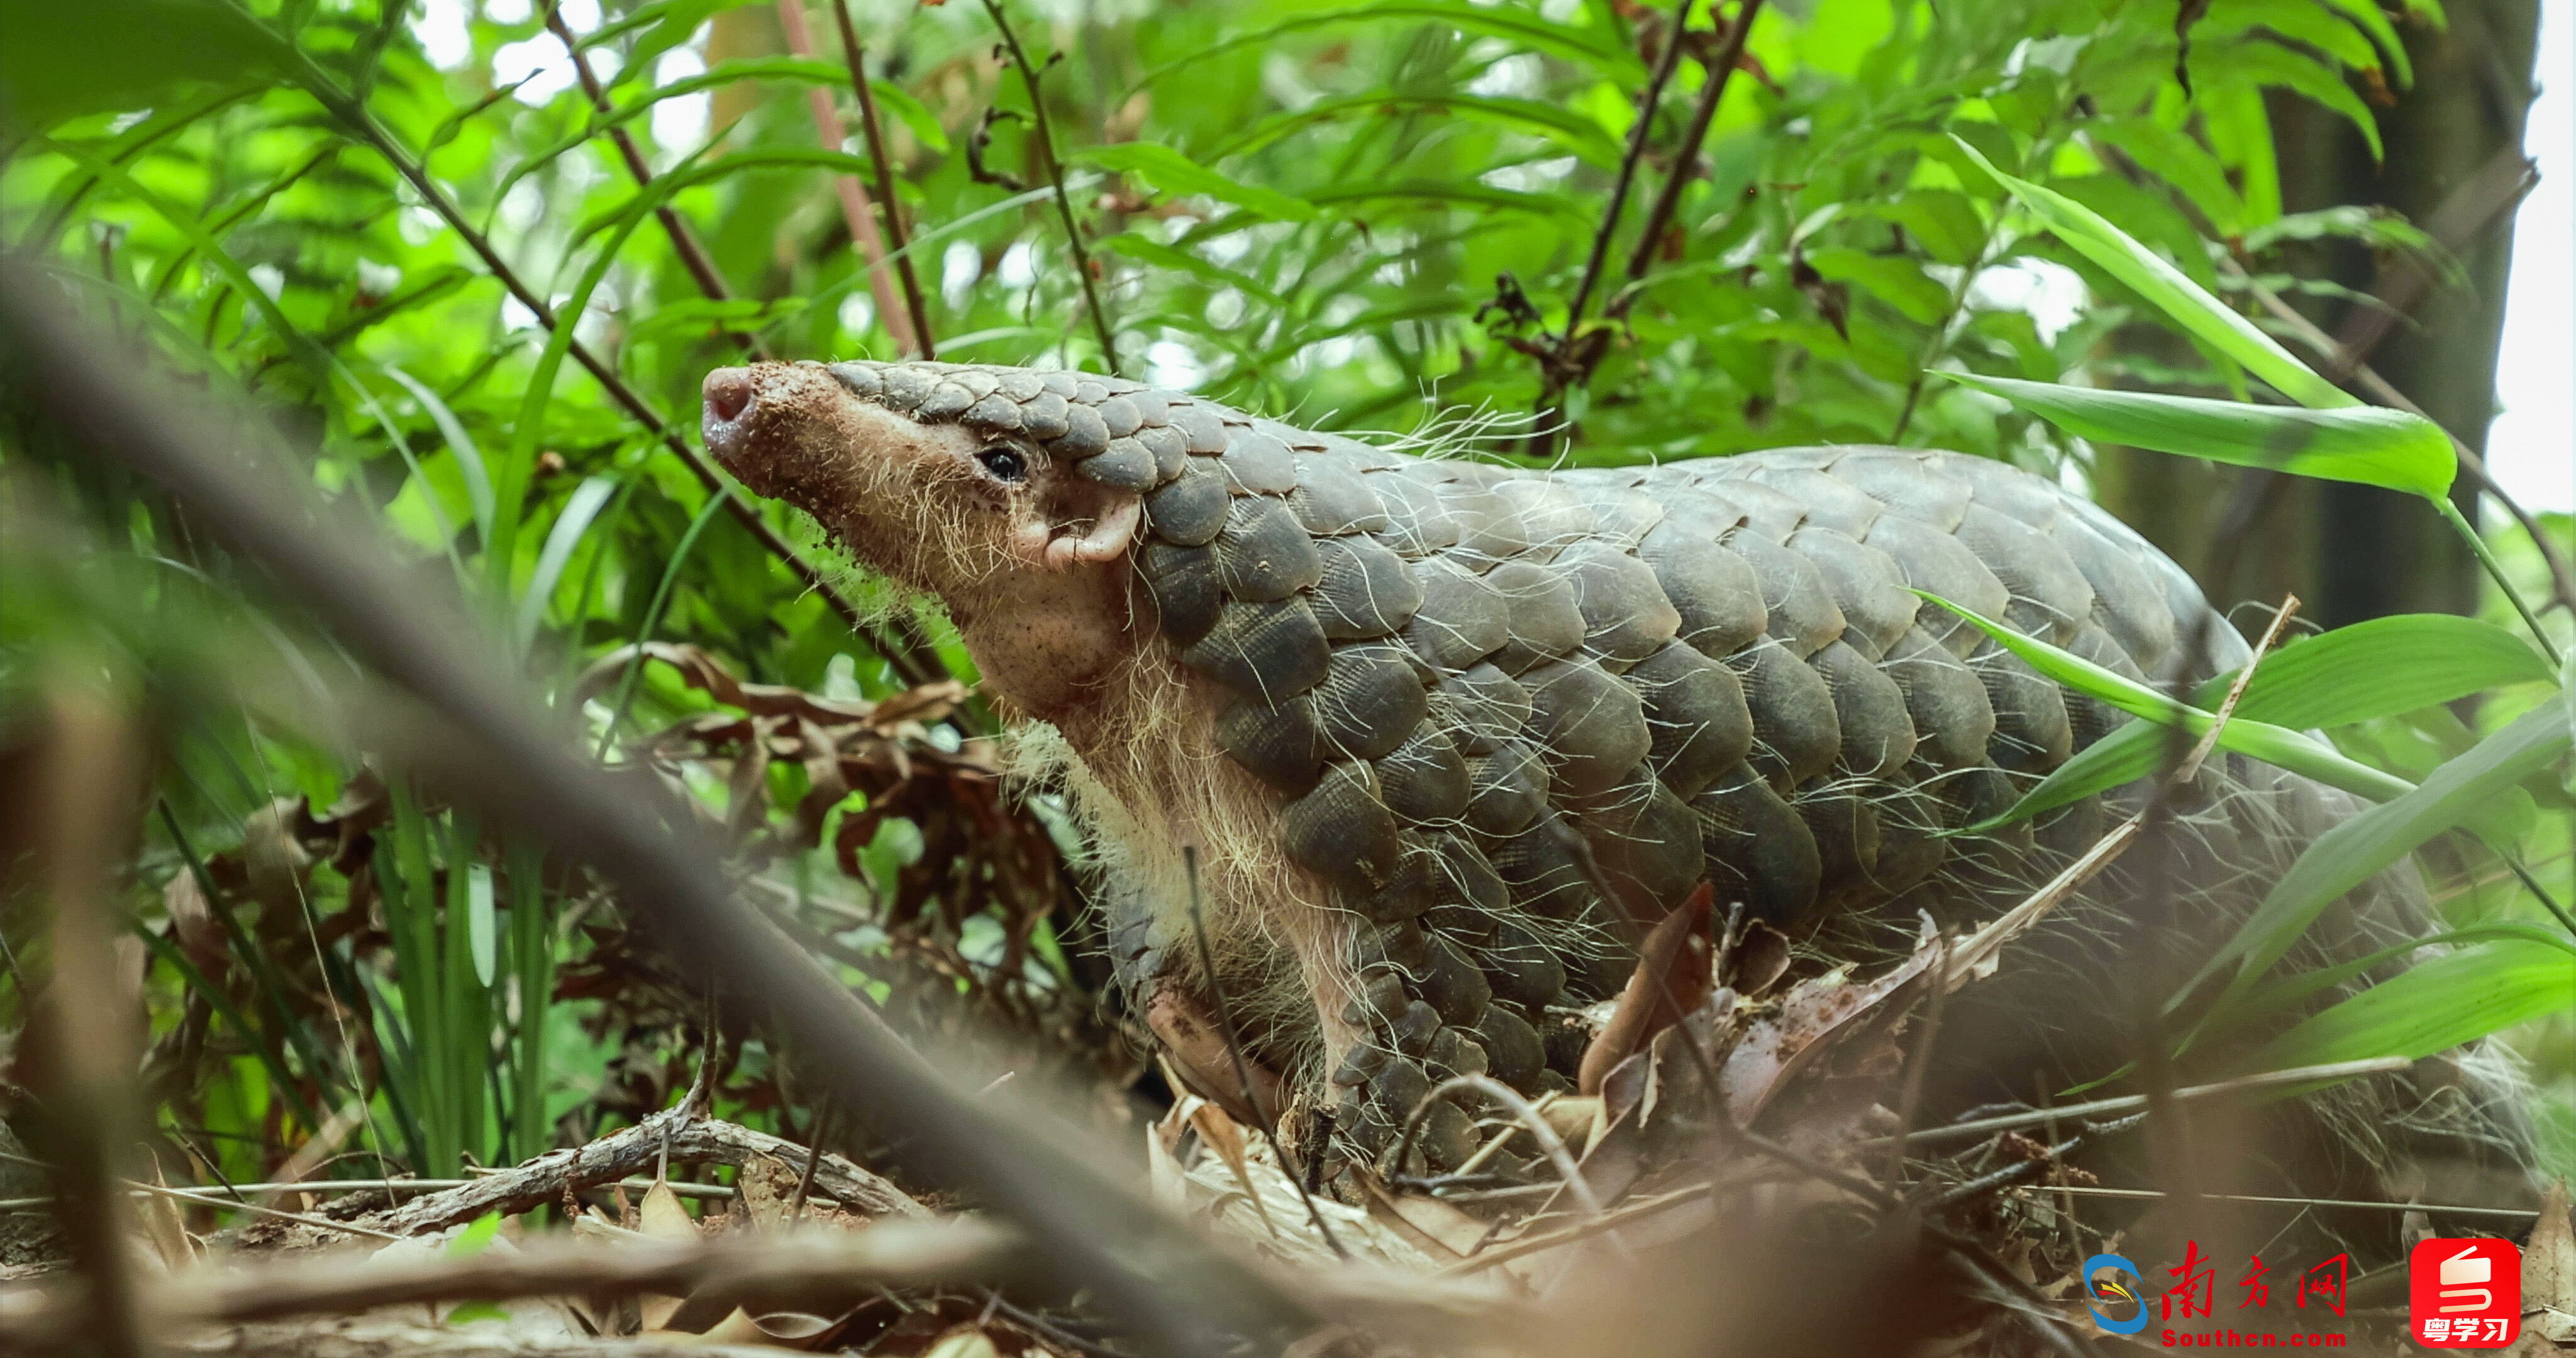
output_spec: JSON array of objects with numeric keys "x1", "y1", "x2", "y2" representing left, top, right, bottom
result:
[
  {"x1": 130, "y1": 1179, "x2": 406, "y2": 1242},
  {"x1": 29, "y1": 678, "x2": 147, "y2": 1358},
  {"x1": 1608, "y1": 0, "x2": 1765, "y2": 314},
  {"x1": 292, "y1": 80, "x2": 945, "y2": 687},
  {"x1": 2232, "y1": 265, "x2": 2576, "y2": 618},
  {"x1": 1889, "y1": 1056, "x2": 2411, "y2": 1147},
  {"x1": 978, "y1": 0, "x2": 1119, "y2": 374},
  {"x1": 543, "y1": 1, "x2": 761, "y2": 358},
  {"x1": 1928, "y1": 1127, "x2": 2102, "y2": 1210},
  {"x1": 1387, "y1": 1075, "x2": 1605, "y2": 1218},
  {"x1": 2027, "y1": 1183, "x2": 2548, "y2": 1223},
  {"x1": 1880, "y1": 929, "x2": 1951, "y2": 1184},
  {"x1": 0, "y1": 1176, "x2": 747, "y2": 1210},
  {"x1": 789, "y1": 1099, "x2": 834, "y2": 1223},
  {"x1": 1179, "y1": 847, "x2": 1347, "y2": 1260},
  {"x1": 1525, "y1": 0, "x2": 1700, "y2": 455},
  {"x1": 35, "y1": 1220, "x2": 1018, "y2": 1334},
  {"x1": 0, "y1": 265, "x2": 1309, "y2": 1355},
  {"x1": 776, "y1": 0, "x2": 920, "y2": 358},
  {"x1": 832, "y1": 0, "x2": 937, "y2": 358},
  {"x1": 1436, "y1": 1182, "x2": 1710, "y2": 1274}
]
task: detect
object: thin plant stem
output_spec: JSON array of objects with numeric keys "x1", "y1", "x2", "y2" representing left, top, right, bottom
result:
[
  {"x1": 252, "y1": 29, "x2": 946, "y2": 685},
  {"x1": 543, "y1": 0, "x2": 758, "y2": 357},
  {"x1": 978, "y1": 0, "x2": 1119, "y2": 374},
  {"x1": 1612, "y1": 0, "x2": 1765, "y2": 310},
  {"x1": 596, "y1": 490, "x2": 730, "y2": 759},
  {"x1": 775, "y1": 0, "x2": 919, "y2": 356},
  {"x1": 2438, "y1": 494, "x2": 2560, "y2": 664},
  {"x1": 833, "y1": 0, "x2": 937, "y2": 357},
  {"x1": 1525, "y1": 0, "x2": 1698, "y2": 454}
]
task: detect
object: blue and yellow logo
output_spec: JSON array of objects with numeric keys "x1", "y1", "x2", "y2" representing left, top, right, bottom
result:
[{"x1": 2083, "y1": 1253, "x2": 2150, "y2": 1335}]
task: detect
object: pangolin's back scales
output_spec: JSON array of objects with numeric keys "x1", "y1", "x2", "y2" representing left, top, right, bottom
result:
[{"x1": 815, "y1": 360, "x2": 2409, "y2": 1167}]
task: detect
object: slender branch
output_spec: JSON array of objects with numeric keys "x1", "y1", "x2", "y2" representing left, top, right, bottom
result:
[
  {"x1": 776, "y1": 0, "x2": 921, "y2": 357},
  {"x1": 275, "y1": 55, "x2": 947, "y2": 686},
  {"x1": 1611, "y1": 0, "x2": 1763, "y2": 313},
  {"x1": 1523, "y1": 0, "x2": 1699, "y2": 454},
  {"x1": 833, "y1": 0, "x2": 938, "y2": 357},
  {"x1": 543, "y1": 1, "x2": 760, "y2": 358},
  {"x1": 979, "y1": 0, "x2": 1120, "y2": 374},
  {"x1": 1561, "y1": 0, "x2": 1696, "y2": 346}
]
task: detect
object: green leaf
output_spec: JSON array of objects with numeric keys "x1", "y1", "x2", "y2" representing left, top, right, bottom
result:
[
  {"x1": 869, "y1": 79, "x2": 951, "y2": 155},
  {"x1": 1801, "y1": 248, "x2": 1951, "y2": 326},
  {"x1": 1914, "y1": 590, "x2": 2414, "y2": 805},
  {"x1": 1069, "y1": 143, "x2": 1317, "y2": 222},
  {"x1": 0, "y1": 0, "x2": 281, "y2": 126},
  {"x1": 2185, "y1": 701, "x2": 2573, "y2": 1003},
  {"x1": 2088, "y1": 119, "x2": 2244, "y2": 235},
  {"x1": 448, "y1": 1210, "x2": 507, "y2": 1258},
  {"x1": 380, "y1": 366, "x2": 496, "y2": 548},
  {"x1": 1304, "y1": 179, "x2": 1587, "y2": 222},
  {"x1": 1213, "y1": 92, "x2": 1626, "y2": 166},
  {"x1": 1946, "y1": 136, "x2": 2357, "y2": 411},
  {"x1": 515, "y1": 477, "x2": 619, "y2": 654},
  {"x1": 1989, "y1": 614, "x2": 2554, "y2": 826},
  {"x1": 2312, "y1": 0, "x2": 2415, "y2": 86},
  {"x1": 1096, "y1": 234, "x2": 1286, "y2": 307},
  {"x1": 2214, "y1": 40, "x2": 2385, "y2": 162},
  {"x1": 1134, "y1": 3, "x2": 1645, "y2": 95},
  {"x1": 625, "y1": 0, "x2": 758, "y2": 72},
  {"x1": 2254, "y1": 941, "x2": 2576, "y2": 1073},
  {"x1": 2200, "y1": 922, "x2": 2576, "y2": 1049},
  {"x1": 497, "y1": 58, "x2": 854, "y2": 203},
  {"x1": 1941, "y1": 373, "x2": 2453, "y2": 497}
]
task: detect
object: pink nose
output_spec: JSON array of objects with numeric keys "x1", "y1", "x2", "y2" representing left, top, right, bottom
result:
[{"x1": 702, "y1": 367, "x2": 753, "y2": 424}]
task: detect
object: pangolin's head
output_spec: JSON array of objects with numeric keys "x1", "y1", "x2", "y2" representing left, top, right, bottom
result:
[{"x1": 700, "y1": 360, "x2": 1159, "y2": 599}]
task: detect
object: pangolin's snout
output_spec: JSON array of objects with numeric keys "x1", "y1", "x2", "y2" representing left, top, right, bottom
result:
[{"x1": 699, "y1": 366, "x2": 757, "y2": 471}]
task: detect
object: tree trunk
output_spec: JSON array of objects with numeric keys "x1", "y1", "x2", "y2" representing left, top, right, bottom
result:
[{"x1": 2094, "y1": 0, "x2": 2540, "y2": 630}]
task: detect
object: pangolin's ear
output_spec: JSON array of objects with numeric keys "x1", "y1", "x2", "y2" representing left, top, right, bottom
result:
[{"x1": 1004, "y1": 493, "x2": 1142, "y2": 571}]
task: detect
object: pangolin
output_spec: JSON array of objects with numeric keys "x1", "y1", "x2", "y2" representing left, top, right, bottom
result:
[{"x1": 700, "y1": 358, "x2": 2526, "y2": 1198}]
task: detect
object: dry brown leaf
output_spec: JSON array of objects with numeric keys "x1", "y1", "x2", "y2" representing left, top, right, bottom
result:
[
  {"x1": 1187, "y1": 1098, "x2": 1277, "y2": 1237},
  {"x1": 1578, "y1": 885, "x2": 1714, "y2": 1095},
  {"x1": 1718, "y1": 926, "x2": 1942, "y2": 1125},
  {"x1": 735, "y1": 1151, "x2": 802, "y2": 1233},
  {"x1": 1365, "y1": 1183, "x2": 1489, "y2": 1259},
  {"x1": 701, "y1": 1305, "x2": 845, "y2": 1348},
  {"x1": 636, "y1": 1176, "x2": 696, "y2": 1332},
  {"x1": 2512, "y1": 1179, "x2": 2576, "y2": 1354},
  {"x1": 136, "y1": 1160, "x2": 196, "y2": 1271}
]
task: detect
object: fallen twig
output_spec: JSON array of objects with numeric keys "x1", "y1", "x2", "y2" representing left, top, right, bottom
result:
[
  {"x1": 0, "y1": 1220, "x2": 1017, "y2": 1346},
  {"x1": 273, "y1": 1105, "x2": 926, "y2": 1247},
  {"x1": 1882, "y1": 1056, "x2": 2410, "y2": 1148}
]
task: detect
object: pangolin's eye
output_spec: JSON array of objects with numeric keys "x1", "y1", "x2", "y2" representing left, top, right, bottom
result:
[{"x1": 975, "y1": 445, "x2": 1029, "y2": 484}]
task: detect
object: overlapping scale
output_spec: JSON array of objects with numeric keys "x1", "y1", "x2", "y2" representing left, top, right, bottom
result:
[{"x1": 814, "y1": 359, "x2": 2233, "y2": 1105}]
